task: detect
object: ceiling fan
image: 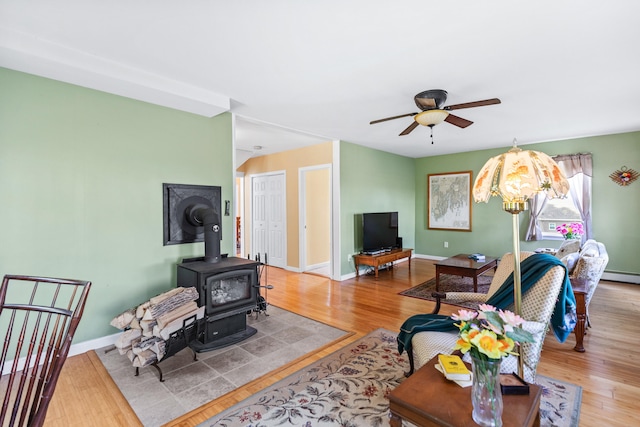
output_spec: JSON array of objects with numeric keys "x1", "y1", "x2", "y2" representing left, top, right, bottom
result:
[{"x1": 370, "y1": 89, "x2": 501, "y2": 143}]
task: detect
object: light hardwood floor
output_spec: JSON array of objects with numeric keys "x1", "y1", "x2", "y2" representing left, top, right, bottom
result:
[{"x1": 43, "y1": 258, "x2": 640, "y2": 427}]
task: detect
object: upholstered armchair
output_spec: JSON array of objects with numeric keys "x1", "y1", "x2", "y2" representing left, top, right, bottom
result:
[
  {"x1": 557, "y1": 239, "x2": 608, "y2": 327},
  {"x1": 408, "y1": 252, "x2": 567, "y2": 383}
]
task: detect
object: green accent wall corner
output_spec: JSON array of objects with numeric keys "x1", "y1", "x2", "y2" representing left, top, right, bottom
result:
[
  {"x1": 339, "y1": 141, "x2": 416, "y2": 276},
  {"x1": 0, "y1": 68, "x2": 235, "y2": 342}
]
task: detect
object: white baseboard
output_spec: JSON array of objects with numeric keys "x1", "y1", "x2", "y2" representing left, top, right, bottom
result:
[
  {"x1": 305, "y1": 261, "x2": 330, "y2": 272},
  {"x1": 2, "y1": 332, "x2": 121, "y2": 376},
  {"x1": 340, "y1": 271, "x2": 357, "y2": 281},
  {"x1": 602, "y1": 272, "x2": 640, "y2": 284},
  {"x1": 413, "y1": 253, "x2": 446, "y2": 261},
  {"x1": 284, "y1": 265, "x2": 301, "y2": 273},
  {"x1": 68, "y1": 332, "x2": 121, "y2": 357}
]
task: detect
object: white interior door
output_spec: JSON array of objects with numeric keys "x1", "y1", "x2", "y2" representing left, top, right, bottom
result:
[
  {"x1": 252, "y1": 176, "x2": 267, "y2": 261},
  {"x1": 251, "y1": 172, "x2": 286, "y2": 268},
  {"x1": 267, "y1": 174, "x2": 286, "y2": 267}
]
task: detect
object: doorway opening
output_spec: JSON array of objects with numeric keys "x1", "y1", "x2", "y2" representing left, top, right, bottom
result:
[
  {"x1": 235, "y1": 173, "x2": 244, "y2": 257},
  {"x1": 299, "y1": 165, "x2": 332, "y2": 278}
]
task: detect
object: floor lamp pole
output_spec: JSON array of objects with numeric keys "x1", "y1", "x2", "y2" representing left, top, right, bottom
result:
[
  {"x1": 474, "y1": 141, "x2": 567, "y2": 381},
  {"x1": 506, "y1": 204, "x2": 525, "y2": 379},
  {"x1": 512, "y1": 212, "x2": 525, "y2": 378}
]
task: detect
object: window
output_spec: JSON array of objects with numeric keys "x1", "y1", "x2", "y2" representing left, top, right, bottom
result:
[
  {"x1": 526, "y1": 153, "x2": 592, "y2": 241},
  {"x1": 537, "y1": 190, "x2": 583, "y2": 240}
]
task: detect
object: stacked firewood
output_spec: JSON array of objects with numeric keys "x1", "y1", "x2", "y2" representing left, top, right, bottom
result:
[{"x1": 110, "y1": 286, "x2": 204, "y2": 368}]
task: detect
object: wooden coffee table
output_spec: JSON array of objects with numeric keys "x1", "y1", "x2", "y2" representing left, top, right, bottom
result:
[
  {"x1": 435, "y1": 254, "x2": 498, "y2": 293},
  {"x1": 389, "y1": 356, "x2": 542, "y2": 427}
]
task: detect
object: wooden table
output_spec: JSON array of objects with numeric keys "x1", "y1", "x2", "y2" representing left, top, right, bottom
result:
[
  {"x1": 571, "y1": 277, "x2": 588, "y2": 352},
  {"x1": 353, "y1": 248, "x2": 412, "y2": 278},
  {"x1": 389, "y1": 357, "x2": 542, "y2": 427},
  {"x1": 434, "y1": 254, "x2": 498, "y2": 292}
]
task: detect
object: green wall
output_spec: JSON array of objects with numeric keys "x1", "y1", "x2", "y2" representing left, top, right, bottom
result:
[
  {"x1": 339, "y1": 141, "x2": 416, "y2": 276},
  {"x1": 414, "y1": 132, "x2": 640, "y2": 276},
  {"x1": 2, "y1": 66, "x2": 637, "y2": 348},
  {"x1": 0, "y1": 68, "x2": 236, "y2": 342}
]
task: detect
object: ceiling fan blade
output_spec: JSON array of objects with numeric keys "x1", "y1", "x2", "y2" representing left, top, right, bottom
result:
[
  {"x1": 445, "y1": 98, "x2": 501, "y2": 111},
  {"x1": 444, "y1": 114, "x2": 473, "y2": 128},
  {"x1": 370, "y1": 112, "x2": 417, "y2": 125},
  {"x1": 399, "y1": 121, "x2": 420, "y2": 135}
]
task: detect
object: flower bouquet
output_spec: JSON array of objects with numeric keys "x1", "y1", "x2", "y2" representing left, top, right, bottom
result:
[
  {"x1": 555, "y1": 222, "x2": 584, "y2": 240},
  {"x1": 451, "y1": 305, "x2": 535, "y2": 427},
  {"x1": 452, "y1": 304, "x2": 534, "y2": 360}
]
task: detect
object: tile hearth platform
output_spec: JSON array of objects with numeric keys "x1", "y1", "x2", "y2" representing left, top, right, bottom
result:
[{"x1": 96, "y1": 306, "x2": 348, "y2": 426}]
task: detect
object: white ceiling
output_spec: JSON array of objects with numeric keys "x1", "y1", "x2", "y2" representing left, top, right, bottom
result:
[{"x1": 2, "y1": 1, "x2": 639, "y2": 161}]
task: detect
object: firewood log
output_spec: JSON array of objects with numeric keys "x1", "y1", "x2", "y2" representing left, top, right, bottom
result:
[
  {"x1": 154, "y1": 306, "x2": 205, "y2": 341},
  {"x1": 149, "y1": 287, "x2": 183, "y2": 305},
  {"x1": 115, "y1": 328, "x2": 141, "y2": 351},
  {"x1": 136, "y1": 301, "x2": 150, "y2": 319},
  {"x1": 110, "y1": 308, "x2": 136, "y2": 330},
  {"x1": 132, "y1": 349, "x2": 157, "y2": 368},
  {"x1": 140, "y1": 319, "x2": 157, "y2": 334},
  {"x1": 132, "y1": 336, "x2": 165, "y2": 355},
  {"x1": 156, "y1": 301, "x2": 199, "y2": 330},
  {"x1": 148, "y1": 287, "x2": 199, "y2": 319}
]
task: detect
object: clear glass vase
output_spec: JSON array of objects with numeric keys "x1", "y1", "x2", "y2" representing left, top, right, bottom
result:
[{"x1": 471, "y1": 354, "x2": 503, "y2": 427}]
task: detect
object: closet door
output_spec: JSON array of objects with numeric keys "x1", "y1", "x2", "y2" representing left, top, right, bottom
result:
[
  {"x1": 252, "y1": 175, "x2": 268, "y2": 262},
  {"x1": 251, "y1": 172, "x2": 286, "y2": 268}
]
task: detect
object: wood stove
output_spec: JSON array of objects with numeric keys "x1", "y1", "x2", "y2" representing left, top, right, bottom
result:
[
  {"x1": 163, "y1": 183, "x2": 265, "y2": 352},
  {"x1": 177, "y1": 256, "x2": 261, "y2": 352}
]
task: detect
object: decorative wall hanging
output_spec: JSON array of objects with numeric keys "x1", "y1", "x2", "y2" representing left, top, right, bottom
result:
[
  {"x1": 428, "y1": 171, "x2": 472, "y2": 231},
  {"x1": 609, "y1": 166, "x2": 639, "y2": 186}
]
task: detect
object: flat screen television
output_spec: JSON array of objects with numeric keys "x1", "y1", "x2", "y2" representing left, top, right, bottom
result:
[{"x1": 362, "y1": 212, "x2": 398, "y2": 253}]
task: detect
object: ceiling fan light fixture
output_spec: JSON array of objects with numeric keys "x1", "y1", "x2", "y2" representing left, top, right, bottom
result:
[{"x1": 415, "y1": 109, "x2": 449, "y2": 126}]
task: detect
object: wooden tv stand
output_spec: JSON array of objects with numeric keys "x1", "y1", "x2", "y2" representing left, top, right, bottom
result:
[{"x1": 354, "y1": 248, "x2": 412, "y2": 278}]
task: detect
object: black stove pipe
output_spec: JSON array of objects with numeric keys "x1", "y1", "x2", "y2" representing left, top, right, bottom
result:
[{"x1": 186, "y1": 205, "x2": 221, "y2": 263}]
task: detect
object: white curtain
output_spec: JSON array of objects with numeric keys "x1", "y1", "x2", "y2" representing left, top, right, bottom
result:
[
  {"x1": 524, "y1": 191, "x2": 549, "y2": 241},
  {"x1": 525, "y1": 153, "x2": 593, "y2": 241}
]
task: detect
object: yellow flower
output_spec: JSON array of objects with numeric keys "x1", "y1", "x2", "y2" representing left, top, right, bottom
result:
[
  {"x1": 470, "y1": 329, "x2": 503, "y2": 359},
  {"x1": 454, "y1": 337, "x2": 471, "y2": 353},
  {"x1": 467, "y1": 328, "x2": 480, "y2": 340},
  {"x1": 497, "y1": 337, "x2": 515, "y2": 355}
]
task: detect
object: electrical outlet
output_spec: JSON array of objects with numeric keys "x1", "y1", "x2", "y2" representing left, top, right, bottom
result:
[
  {"x1": 444, "y1": 241, "x2": 449, "y2": 248},
  {"x1": 348, "y1": 254, "x2": 353, "y2": 261}
]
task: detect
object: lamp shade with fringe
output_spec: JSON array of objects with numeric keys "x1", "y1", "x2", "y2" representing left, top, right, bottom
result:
[
  {"x1": 473, "y1": 141, "x2": 569, "y2": 209},
  {"x1": 471, "y1": 138, "x2": 569, "y2": 379}
]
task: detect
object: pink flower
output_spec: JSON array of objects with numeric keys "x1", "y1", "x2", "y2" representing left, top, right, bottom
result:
[
  {"x1": 451, "y1": 309, "x2": 478, "y2": 322},
  {"x1": 498, "y1": 309, "x2": 526, "y2": 327},
  {"x1": 478, "y1": 304, "x2": 497, "y2": 313},
  {"x1": 557, "y1": 222, "x2": 584, "y2": 239}
]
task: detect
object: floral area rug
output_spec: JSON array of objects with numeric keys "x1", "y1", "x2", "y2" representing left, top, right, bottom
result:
[
  {"x1": 398, "y1": 274, "x2": 494, "y2": 309},
  {"x1": 197, "y1": 328, "x2": 581, "y2": 427},
  {"x1": 537, "y1": 375, "x2": 582, "y2": 427}
]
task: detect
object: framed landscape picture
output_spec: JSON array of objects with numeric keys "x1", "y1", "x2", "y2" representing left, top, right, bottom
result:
[{"x1": 427, "y1": 171, "x2": 472, "y2": 231}]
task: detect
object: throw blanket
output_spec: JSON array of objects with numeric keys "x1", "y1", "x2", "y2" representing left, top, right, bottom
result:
[{"x1": 397, "y1": 253, "x2": 576, "y2": 356}]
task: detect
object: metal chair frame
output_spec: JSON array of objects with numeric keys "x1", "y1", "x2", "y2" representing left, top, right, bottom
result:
[{"x1": 1, "y1": 275, "x2": 91, "y2": 427}]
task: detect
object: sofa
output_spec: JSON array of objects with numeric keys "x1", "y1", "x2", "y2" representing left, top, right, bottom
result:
[{"x1": 556, "y1": 239, "x2": 609, "y2": 324}]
